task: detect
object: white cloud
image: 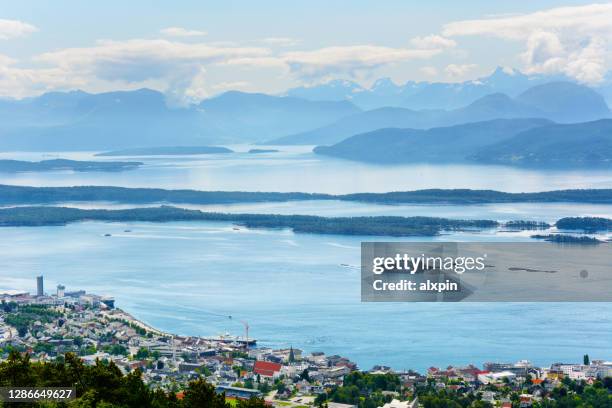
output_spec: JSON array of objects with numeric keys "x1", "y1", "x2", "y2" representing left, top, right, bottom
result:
[
  {"x1": 0, "y1": 54, "x2": 17, "y2": 66},
  {"x1": 160, "y1": 27, "x2": 207, "y2": 37},
  {"x1": 445, "y1": 63, "x2": 477, "y2": 78},
  {"x1": 0, "y1": 19, "x2": 37, "y2": 40},
  {"x1": 36, "y1": 39, "x2": 268, "y2": 76},
  {"x1": 419, "y1": 66, "x2": 439, "y2": 77},
  {"x1": 442, "y1": 3, "x2": 612, "y2": 40},
  {"x1": 165, "y1": 66, "x2": 208, "y2": 106},
  {"x1": 282, "y1": 45, "x2": 441, "y2": 78},
  {"x1": 0, "y1": 54, "x2": 84, "y2": 98},
  {"x1": 442, "y1": 3, "x2": 612, "y2": 84},
  {"x1": 410, "y1": 35, "x2": 456, "y2": 50},
  {"x1": 223, "y1": 56, "x2": 289, "y2": 70},
  {"x1": 211, "y1": 81, "x2": 250, "y2": 91},
  {"x1": 31, "y1": 39, "x2": 270, "y2": 104},
  {"x1": 260, "y1": 37, "x2": 299, "y2": 47}
]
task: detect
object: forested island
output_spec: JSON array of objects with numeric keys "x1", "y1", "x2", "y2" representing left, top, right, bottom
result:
[
  {"x1": 556, "y1": 217, "x2": 612, "y2": 231},
  {"x1": 0, "y1": 159, "x2": 142, "y2": 173},
  {"x1": 96, "y1": 146, "x2": 233, "y2": 156},
  {"x1": 248, "y1": 149, "x2": 279, "y2": 154},
  {"x1": 2, "y1": 185, "x2": 612, "y2": 206},
  {"x1": 503, "y1": 220, "x2": 550, "y2": 230},
  {"x1": 1, "y1": 206, "x2": 609, "y2": 239},
  {"x1": 0, "y1": 206, "x2": 499, "y2": 236},
  {"x1": 531, "y1": 234, "x2": 603, "y2": 244}
]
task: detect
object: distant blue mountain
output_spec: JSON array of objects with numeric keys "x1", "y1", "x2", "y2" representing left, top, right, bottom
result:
[
  {"x1": 286, "y1": 67, "x2": 572, "y2": 110},
  {"x1": 199, "y1": 91, "x2": 360, "y2": 140},
  {"x1": 269, "y1": 82, "x2": 610, "y2": 146},
  {"x1": 0, "y1": 89, "x2": 225, "y2": 151},
  {"x1": 516, "y1": 82, "x2": 610, "y2": 123},
  {"x1": 315, "y1": 117, "x2": 612, "y2": 169},
  {"x1": 284, "y1": 79, "x2": 365, "y2": 102},
  {"x1": 313, "y1": 118, "x2": 552, "y2": 164},
  {"x1": 0, "y1": 89, "x2": 360, "y2": 151},
  {"x1": 470, "y1": 119, "x2": 612, "y2": 168},
  {"x1": 0, "y1": 75, "x2": 609, "y2": 152}
]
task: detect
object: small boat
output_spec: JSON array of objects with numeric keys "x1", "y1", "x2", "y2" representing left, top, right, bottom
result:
[
  {"x1": 124, "y1": 230, "x2": 131, "y2": 233},
  {"x1": 104, "y1": 233, "x2": 112, "y2": 237}
]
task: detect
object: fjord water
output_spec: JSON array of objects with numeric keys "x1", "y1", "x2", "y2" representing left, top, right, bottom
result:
[
  {"x1": 1, "y1": 221, "x2": 611, "y2": 371},
  {"x1": 1, "y1": 148, "x2": 612, "y2": 370},
  {"x1": 2, "y1": 146, "x2": 612, "y2": 192}
]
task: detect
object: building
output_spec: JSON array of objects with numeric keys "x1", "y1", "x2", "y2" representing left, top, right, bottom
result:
[
  {"x1": 101, "y1": 296, "x2": 115, "y2": 309},
  {"x1": 65, "y1": 290, "x2": 86, "y2": 298},
  {"x1": 323, "y1": 366, "x2": 351, "y2": 378},
  {"x1": 57, "y1": 284, "x2": 65, "y2": 298},
  {"x1": 253, "y1": 360, "x2": 282, "y2": 379},
  {"x1": 328, "y1": 403, "x2": 357, "y2": 408},
  {"x1": 379, "y1": 399, "x2": 418, "y2": 408},
  {"x1": 36, "y1": 275, "x2": 44, "y2": 297},
  {"x1": 178, "y1": 362, "x2": 203, "y2": 373},
  {"x1": 478, "y1": 371, "x2": 516, "y2": 384},
  {"x1": 0, "y1": 290, "x2": 30, "y2": 301},
  {"x1": 216, "y1": 385, "x2": 262, "y2": 399}
]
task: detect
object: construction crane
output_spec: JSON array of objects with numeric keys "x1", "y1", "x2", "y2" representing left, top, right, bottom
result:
[
  {"x1": 240, "y1": 320, "x2": 249, "y2": 350},
  {"x1": 228, "y1": 316, "x2": 250, "y2": 350}
]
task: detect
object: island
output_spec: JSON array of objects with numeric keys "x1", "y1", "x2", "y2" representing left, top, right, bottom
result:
[
  {"x1": 0, "y1": 205, "x2": 498, "y2": 236},
  {"x1": 3, "y1": 185, "x2": 612, "y2": 206},
  {"x1": 248, "y1": 149, "x2": 279, "y2": 154},
  {"x1": 95, "y1": 146, "x2": 234, "y2": 156},
  {"x1": 503, "y1": 220, "x2": 550, "y2": 230},
  {"x1": 531, "y1": 234, "x2": 603, "y2": 244},
  {"x1": 0, "y1": 159, "x2": 142, "y2": 173},
  {"x1": 556, "y1": 217, "x2": 612, "y2": 232}
]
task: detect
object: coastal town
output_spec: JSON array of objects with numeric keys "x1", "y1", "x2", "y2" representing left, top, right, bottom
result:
[{"x1": 1, "y1": 277, "x2": 611, "y2": 408}]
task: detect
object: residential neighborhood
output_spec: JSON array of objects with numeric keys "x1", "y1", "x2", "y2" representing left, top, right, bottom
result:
[{"x1": 2, "y1": 283, "x2": 612, "y2": 407}]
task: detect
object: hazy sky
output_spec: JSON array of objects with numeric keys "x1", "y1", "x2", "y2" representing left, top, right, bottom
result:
[{"x1": 0, "y1": 0, "x2": 610, "y2": 102}]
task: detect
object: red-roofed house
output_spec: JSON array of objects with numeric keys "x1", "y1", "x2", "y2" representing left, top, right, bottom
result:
[{"x1": 254, "y1": 361, "x2": 282, "y2": 379}]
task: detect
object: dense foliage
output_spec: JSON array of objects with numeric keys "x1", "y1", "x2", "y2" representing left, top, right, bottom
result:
[
  {"x1": 2, "y1": 185, "x2": 612, "y2": 206},
  {"x1": 531, "y1": 234, "x2": 602, "y2": 244},
  {"x1": 556, "y1": 217, "x2": 612, "y2": 232},
  {"x1": 0, "y1": 206, "x2": 499, "y2": 236},
  {"x1": 3, "y1": 304, "x2": 62, "y2": 338},
  {"x1": 0, "y1": 351, "x2": 268, "y2": 408},
  {"x1": 503, "y1": 220, "x2": 550, "y2": 230},
  {"x1": 316, "y1": 372, "x2": 401, "y2": 408}
]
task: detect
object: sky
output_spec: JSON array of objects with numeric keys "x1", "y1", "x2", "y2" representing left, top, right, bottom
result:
[{"x1": 0, "y1": 0, "x2": 611, "y2": 103}]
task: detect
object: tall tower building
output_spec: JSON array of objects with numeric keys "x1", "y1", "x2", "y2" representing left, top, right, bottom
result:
[{"x1": 36, "y1": 275, "x2": 44, "y2": 297}]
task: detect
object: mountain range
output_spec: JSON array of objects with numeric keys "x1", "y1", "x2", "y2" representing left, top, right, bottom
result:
[
  {"x1": 0, "y1": 89, "x2": 360, "y2": 151},
  {"x1": 313, "y1": 118, "x2": 552, "y2": 163},
  {"x1": 270, "y1": 82, "x2": 610, "y2": 146},
  {"x1": 470, "y1": 119, "x2": 612, "y2": 168},
  {"x1": 0, "y1": 68, "x2": 609, "y2": 152},
  {"x1": 314, "y1": 118, "x2": 612, "y2": 168},
  {"x1": 286, "y1": 67, "x2": 612, "y2": 111}
]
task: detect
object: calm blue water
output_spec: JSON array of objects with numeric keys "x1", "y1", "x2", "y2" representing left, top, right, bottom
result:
[
  {"x1": 1, "y1": 147, "x2": 612, "y2": 193},
  {"x1": 0, "y1": 149, "x2": 611, "y2": 371},
  {"x1": 0, "y1": 221, "x2": 610, "y2": 371}
]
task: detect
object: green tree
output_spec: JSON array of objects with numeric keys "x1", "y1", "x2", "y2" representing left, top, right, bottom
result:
[
  {"x1": 182, "y1": 378, "x2": 228, "y2": 408},
  {"x1": 236, "y1": 397, "x2": 268, "y2": 408}
]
